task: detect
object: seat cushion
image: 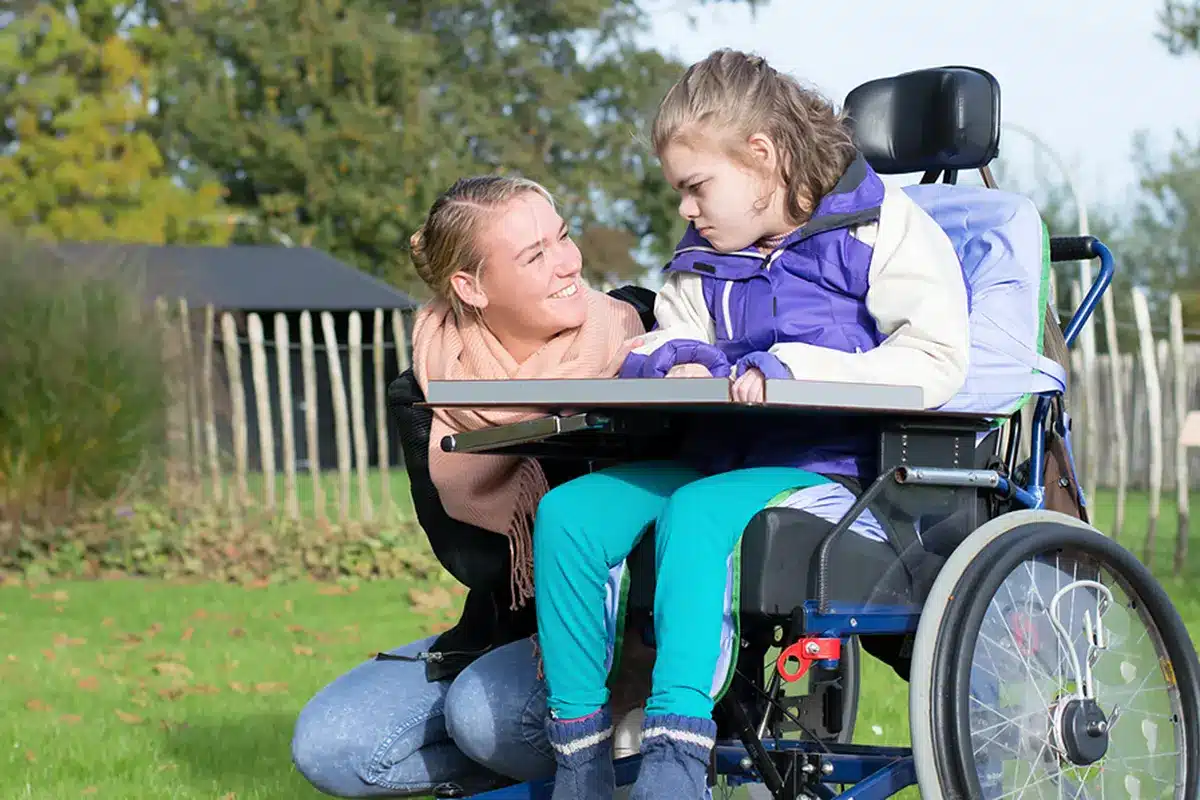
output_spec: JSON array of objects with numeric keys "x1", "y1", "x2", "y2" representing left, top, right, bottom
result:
[{"x1": 624, "y1": 506, "x2": 914, "y2": 621}]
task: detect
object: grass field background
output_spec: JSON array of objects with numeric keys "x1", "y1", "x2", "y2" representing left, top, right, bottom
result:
[{"x1": 2, "y1": 487, "x2": 1197, "y2": 799}]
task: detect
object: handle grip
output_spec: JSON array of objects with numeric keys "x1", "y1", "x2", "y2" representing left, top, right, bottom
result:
[{"x1": 1049, "y1": 235, "x2": 1099, "y2": 262}]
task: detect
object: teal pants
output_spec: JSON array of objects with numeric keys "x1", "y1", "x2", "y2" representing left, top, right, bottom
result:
[{"x1": 532, "y1": 461, "x2": 830, "y2": 721}]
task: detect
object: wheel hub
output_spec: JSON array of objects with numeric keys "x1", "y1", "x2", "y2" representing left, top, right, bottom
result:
[{"x1": 1050, "y1": 697, "x2": 1109, "y2": 766}]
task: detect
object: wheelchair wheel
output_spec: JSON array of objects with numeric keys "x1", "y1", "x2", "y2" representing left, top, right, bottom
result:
[{"x1": 910, "y1": 510, "x2": 1200, "y2": 799}]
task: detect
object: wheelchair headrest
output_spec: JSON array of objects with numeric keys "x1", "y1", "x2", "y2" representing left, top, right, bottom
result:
[{"x1": 844, "y1": 66, "x2": 1001, "y2": 175}]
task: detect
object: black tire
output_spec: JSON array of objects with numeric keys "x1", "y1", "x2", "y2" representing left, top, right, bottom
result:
[{"x1": 933, "y1": 522, "x2": 1200, "y2": 798}]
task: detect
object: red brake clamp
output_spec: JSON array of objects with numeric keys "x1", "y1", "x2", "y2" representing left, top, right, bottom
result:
[{"x1": 776, "y1": 638, "x2": 842, "y2": 682}]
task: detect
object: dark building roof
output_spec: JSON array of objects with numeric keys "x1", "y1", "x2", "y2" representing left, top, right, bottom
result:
[{"x1": 52, "y1": 242, "x2": 418, "y2": 312}]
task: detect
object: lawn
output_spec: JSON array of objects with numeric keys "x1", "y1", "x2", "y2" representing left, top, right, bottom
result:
[{"x1": 2, "y1": 489, "x2": 1198, "y2": 799}]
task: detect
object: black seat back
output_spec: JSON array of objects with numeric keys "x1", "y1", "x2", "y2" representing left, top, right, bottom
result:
[{"x1": 844, "y1": 65, "x2": 1001, "y2": 184}]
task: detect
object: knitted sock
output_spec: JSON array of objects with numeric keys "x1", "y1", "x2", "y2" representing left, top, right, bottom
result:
[
  {"x1": 629, "y1": 713, "x2": 716, "y2": 800},
  {"x1": 545, "y1": 708, "x2": 615, "y2": 800}
]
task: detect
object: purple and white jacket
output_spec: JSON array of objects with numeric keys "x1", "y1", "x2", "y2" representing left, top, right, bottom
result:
[{"x1": 619, "y1": 154, "x2": 971, "y2": 479}]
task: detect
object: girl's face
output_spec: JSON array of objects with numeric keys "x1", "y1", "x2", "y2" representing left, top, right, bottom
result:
[
  {"x1": 450, "y1": 192, "x2": 587, "y2": 362},
  {"x1": 659, "y1": 132, "x2": 790, "y2": 253}
]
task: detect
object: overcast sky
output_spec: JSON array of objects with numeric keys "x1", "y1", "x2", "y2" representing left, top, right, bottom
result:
[{"x1": 644, "y1": 0, "x2": 1199, "y2": 213}]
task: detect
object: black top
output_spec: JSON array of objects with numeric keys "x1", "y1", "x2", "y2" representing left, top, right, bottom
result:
[{"x1": 385, "y1": 285, "x2": 657, "y2": 681}]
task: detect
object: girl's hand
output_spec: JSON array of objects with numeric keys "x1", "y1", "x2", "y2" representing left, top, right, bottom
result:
[
  {"x1": 665, "y1": 363, "x2": 712, "y2": 378},
  {"x1": 731, "y1": 367, "x2": 766, "y2": 404}
]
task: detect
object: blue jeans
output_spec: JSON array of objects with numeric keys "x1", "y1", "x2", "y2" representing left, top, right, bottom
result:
[{"x1": 292, "y1": 635, "x2": 554, "y2": 797}]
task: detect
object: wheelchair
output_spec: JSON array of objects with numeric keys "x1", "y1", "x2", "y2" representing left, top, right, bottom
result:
[{"x1": 401, "y1": 66, "x2": 1200, "y2": 799}]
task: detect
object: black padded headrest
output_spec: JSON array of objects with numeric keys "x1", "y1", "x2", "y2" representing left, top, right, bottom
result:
[{"x1": 844, "y1": 66, "x2": 1001, "y2": 175}]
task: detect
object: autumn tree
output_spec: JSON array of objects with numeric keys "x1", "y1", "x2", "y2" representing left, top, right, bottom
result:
[{"x1": 0, "y1": 1, "x2": 229, "y2": 244}]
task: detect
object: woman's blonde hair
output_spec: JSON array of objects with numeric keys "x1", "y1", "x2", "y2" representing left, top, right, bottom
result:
[
  {"x1": 651, "y1": 49, "x2": 857, "y2": 224},
  {"x1": 410, "y1": 175, "x2": 554, "y2": 314}
]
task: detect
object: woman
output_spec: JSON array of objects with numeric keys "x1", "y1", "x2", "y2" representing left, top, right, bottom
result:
[{"x1": 291, "y1": 175, "x2": 649, "y2": 797}]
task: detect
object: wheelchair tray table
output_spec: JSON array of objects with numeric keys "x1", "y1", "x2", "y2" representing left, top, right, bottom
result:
[{"x1": 422, "y1": 378, "x2": 993, "y2": 459}]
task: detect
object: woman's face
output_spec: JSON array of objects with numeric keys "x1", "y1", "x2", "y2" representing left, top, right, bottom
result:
[{"x1": 452, "y1": 192, "x2": 587, "y2": 359}]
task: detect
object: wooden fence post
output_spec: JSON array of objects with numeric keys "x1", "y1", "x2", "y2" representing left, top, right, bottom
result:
[
  {"x1": 321, "y1": 312, "x2": 352, "y2": 523},
  {"x1": 374, "y1": 309, "x2": 393, "y2": 517},
  {"x1": 177, "y1": 298, "x2": 202, "y2": 486},
  {"x1": 1132, "y1": 288, "x2": 1163, "y2": 568},
  {"x1": 247, "y1": 313, "x2": 277, "y2": 511},
  {"x1": 299, "y1": 312, "x2": 325, "y2": 521},
  {"x1": 348, "y1": 311, "x2": 373, "y2": 522},
  {"x1": 220, "y1": 312, "x2": 249, "y2": 509},
  {"x1": 1101, "y1": 282, "x2": 1128, "y2": 539},
  {"x1": 1170, "y1": 295, "x2": 1190, "y2": 575},
  {"x1": 275, "y1": 313, "x2": 300, "y2": 521},
  {"x1": 201, "y1": 304, "x2": 222, "y2": 503}
]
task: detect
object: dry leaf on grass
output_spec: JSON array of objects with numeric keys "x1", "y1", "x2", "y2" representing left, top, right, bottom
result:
[
  {"x1": 153, "y1": 662, "x2": 194, "y2": 679},
  {"x1": 114, "y1": 710, "x2": 143, "y2": 724},
  {"x1": 317, "y1": 585, "x2": 348, "y2": 596},
  {"x1": 254, "y1": 682, "x2": 287, "y2": 694},
  {"x1": 292, "y1": 645, "x2": 314, "y2": 657},
  {"x1": 60, "y1": 714, "x2": 82, "y2": 725},
  {"x1": 228, "y1": 628, "x2": 246, "y2": 639},
  {"x1": 53, "y1": 633, "x2": 86, "y2": 647},
  {"x1": 229, "y1": 682, "x2": 248, "y2": 693},
  {"x1": 77, "y1": 676, "x2": 99, "y2": 691},
  {"x1": 25, "y1": 698, "x2": 52, "y2": 712},
  {"x1": 24, "y1": 750, "x2": 36, "y2": 763},
  {"x1": 81, "y1": 787, "x2": 97, "y2": 795},
  {"x1": 180, "y1": 627, "x2": 194, "y2": 643},
  {"x1": 408, "y1": 586, "x2": 453, "y2": 614},
  {"x1": 41, "y1": 649, "x2": 56, "y2": 662}
]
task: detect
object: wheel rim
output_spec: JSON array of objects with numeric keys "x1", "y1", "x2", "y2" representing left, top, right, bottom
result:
[{"x1": 949, "y1": 527, "x2": 1199, "y2": 799}]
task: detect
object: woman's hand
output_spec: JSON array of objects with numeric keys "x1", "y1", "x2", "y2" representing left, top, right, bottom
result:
[
  {"x1": 604, "y1": 336, "x2": 645, "y2": 375},
  {"x1": 731, "y1": 367, "x2": 766, "y2": 404},
  {"x1": 665, "y1": 363, "x2": 712, "y2": 378}
]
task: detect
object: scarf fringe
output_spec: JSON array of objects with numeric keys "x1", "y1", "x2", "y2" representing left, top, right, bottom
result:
[{"x1": 505, "y1": 457, "x2": 549, "y2": 611}]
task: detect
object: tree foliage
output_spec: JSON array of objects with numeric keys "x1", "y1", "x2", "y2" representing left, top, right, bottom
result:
[
  {"x1": 0, "y1": 1, "x2": 229, "y2": 244},
  {"x1": 142, "y1": 0, "x2": 729, "y2": 295}
]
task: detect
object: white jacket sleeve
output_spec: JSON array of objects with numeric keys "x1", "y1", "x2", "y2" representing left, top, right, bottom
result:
[
  {"x1": 766, "y1": 185, "x2": 970, "y2": 408},
  {"x1": 630, "y1": 270, "x2": 716, "y2": 355}
]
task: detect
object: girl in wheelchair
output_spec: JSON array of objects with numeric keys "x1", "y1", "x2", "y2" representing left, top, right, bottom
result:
[{"x1": 533, "y1": 49, "x2": 971, "y2": 800}]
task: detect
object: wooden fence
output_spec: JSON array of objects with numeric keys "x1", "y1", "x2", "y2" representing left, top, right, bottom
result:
[{"x1": 155, "y1": 300, "x2": 413, "y2": 524}]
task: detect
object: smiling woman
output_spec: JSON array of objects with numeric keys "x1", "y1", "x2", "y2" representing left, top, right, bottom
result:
[{"x1": 290, "y1": 174, "x2": 647, "y2": 798}]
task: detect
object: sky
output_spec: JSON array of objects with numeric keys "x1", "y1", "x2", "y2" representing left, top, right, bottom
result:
[{"x1": 644, "y1": 0, "x2": 1200, "y2": 214}]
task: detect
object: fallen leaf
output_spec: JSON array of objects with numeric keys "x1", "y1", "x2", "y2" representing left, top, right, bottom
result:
[
  {"x1": 219, "y1": 793, "x2": 236, "y2": 800},
  {"x1": 285, "y1": 624, "x2": 307, "y2": 634},
  {"x1": 33, "y1": 590, "x2": 69, "y2": 602},
  {"x1": 77, "y1": 676, "x2": 99, "y2": 691},
  {"x1": 245, "y1": 578, "x2": 270, "y2": 589},
  {"x1": 101, "y1": 617, "x2": 115, "y2": 627},
  {"x1": 24, "y1": 750, "x2": 35, "y2": 763},
  {"x1": 408, "y1": 586, "x2": 453, "y2": 614},
  {"x1": 153, "y1": 662, "x2": 194, "y2": 679},
  {"x1": 81, "y1": 787, "x2": 97, "y2": 795},
  {"x1": 284, "y1": 599, "x2": 294, "y2": 614},
  {"x1": 54, "y1": 633, "x2": 86, "y2": 647},
  {"x1": 130, "y1": 692, "x2": 149, "y2": 708},
  {"x1": 317, "y1": 585, "x2": 347, "y2": 596},
  {"x1": 60, "y1": 714, "x2": 82, "y2": 724},
  {"x1": 158, "y1": 763, "x2": 178, "y2": 771},
  {"x1": 180, "y1": 627, "x2": 194, "y2": 643},
  {"x1": 6, "y1": 654, "x2": 16, "y2": 662},
  {"x1": 114, "y1": 709, "x2": 143, "y2": 724},
  {"x1": 292, "y1": 645, "x2": 314, "y2": 657},
  {"x1": 70, "y1": 667, "x2": 81, "y2": 677},
  {"x1": 41, "y1": 649, "x2": 56, "y2": 662},
  {"x1": 158, "y1": 688, "x2": 184, "y2": 701},
  {"x1": 228, "y1": 627, "x2": 246, "y2": 639},
  {"x1": 229, "y1": 682, "x2": 248, "y2": 693},
  {"x1": 186, "y1": 684, "x2": 220, "y2": 695},
  {"x1": 254, "y1": 682, "x2": 287, "y2": 694},
  {"x1": 25, "y1": 698, "x2": 52, "y2": 712},
  {"x1": 191, "y1": 609, "x2": 208, "y2": 620},
  {"x1": 144, "y1": 623, "x2": 163, "y2": 639}
]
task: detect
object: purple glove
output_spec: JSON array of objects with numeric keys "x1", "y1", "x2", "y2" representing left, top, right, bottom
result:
[
  {"x1": 735, "y1": 351, "x2": 792, "y2": 380},
  {"x1": 619, "y1": 339, "x2": 732, "y2": 378}
]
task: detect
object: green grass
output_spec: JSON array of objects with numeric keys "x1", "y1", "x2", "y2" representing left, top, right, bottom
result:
[{"x1": 3, "y1": 489, "x2": 1198, "y2": 798}]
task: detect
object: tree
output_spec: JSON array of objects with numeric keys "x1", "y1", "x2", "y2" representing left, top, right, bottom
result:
[
  {"x1": 144, "y1": 0, "x2": 755, "y2": 296},
  {"x1": 0, "y1": 1, "x2": 229, "y2": 245}
]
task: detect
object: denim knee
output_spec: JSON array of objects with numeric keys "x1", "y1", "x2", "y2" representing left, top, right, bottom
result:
[{"x1": 444, "y1": 638, "x2": 555, "y2": 783}]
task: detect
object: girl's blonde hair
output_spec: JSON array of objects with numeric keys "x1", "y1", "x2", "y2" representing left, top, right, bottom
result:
[
  {"x1": 410, "y1": 175, "x2": 555, "y2": 314},
  {"x1": 651, "y1": 49, "x2": 857, "y2": 224}
]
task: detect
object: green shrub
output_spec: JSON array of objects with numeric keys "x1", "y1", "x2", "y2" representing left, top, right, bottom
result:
[{"x1": 0, "y1": 233, "x2": 169, "y2": 523}]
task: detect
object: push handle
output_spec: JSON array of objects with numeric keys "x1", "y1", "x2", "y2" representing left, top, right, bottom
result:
[{"x1": 1049, "y1": 235, "x2": 1099, "y2": 263}]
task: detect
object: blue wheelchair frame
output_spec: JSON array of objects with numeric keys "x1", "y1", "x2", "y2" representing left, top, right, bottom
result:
[{"x1": 457, "y1": 239, "x2": 1114, "y2": 800}]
